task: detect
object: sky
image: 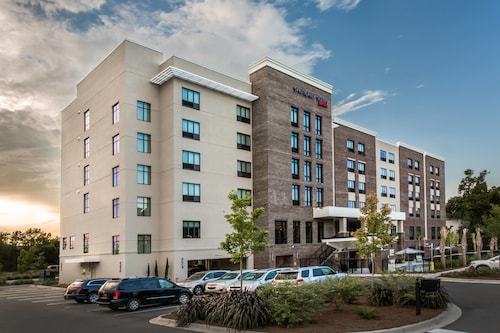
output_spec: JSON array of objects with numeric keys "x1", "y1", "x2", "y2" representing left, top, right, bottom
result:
[{"x1": 1, "y1": 0, "x2": 499, "y2": 236}]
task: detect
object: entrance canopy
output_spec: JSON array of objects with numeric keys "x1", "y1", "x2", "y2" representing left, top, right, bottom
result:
[
  {"x1": 64, "y1": 257, "x2": 101, "y2": 264},
  {"x1": 322, "y1": 237, "x2": 358, "y2": 251}
]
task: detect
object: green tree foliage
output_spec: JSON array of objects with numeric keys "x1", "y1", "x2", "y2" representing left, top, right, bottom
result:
[
  {"x1": 483, "y1": 204, "x2": 500, "y2": 267},
  {"x1": 220, "y1": 191, "x2": 268, "y2": 288}
]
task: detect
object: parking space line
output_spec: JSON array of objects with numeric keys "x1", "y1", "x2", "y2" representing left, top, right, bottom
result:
[{"x1": 112, "y1": 305, "x2": 178, "y2": 317}]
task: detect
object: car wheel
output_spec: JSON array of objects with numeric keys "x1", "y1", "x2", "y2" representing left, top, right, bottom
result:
[
  {"x1": 178, "y1": 292, "x2": 190, "y2": 305},
  {"x1": 126, "y1": 298, "x2": 141, "y2": 311},
  {"x1": 476, "y1": 265, "x2": 491, "y2": 272},
  {"x1": 87, "y1": 292, "x2": 98, "y2": 304},
  {"x1": 193, "y1": 285, "x2": 204, "y2": 295}
]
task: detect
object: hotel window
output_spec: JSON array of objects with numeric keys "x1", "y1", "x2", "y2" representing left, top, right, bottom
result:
[
  {"x1": 408, "y1": 174, "x2": 413, "y2": 184},
  {"x1": 237, "y1": 189, "x2": 252, "y2": 203},
  {"x1": 388, "y1": 152, "x2": 395, "y2": 164},
  {"x1": 358, "y1": 182, "x2": 366, "y2": 194},
  {"x1": 408, "y1": 190, "x2": 413, "y2": 200},
  {"x1": 291, "y1": 158, "x2": 299, "y2": 179},
  {"x1": 315, "y1": 115, "x2": 322, "y2": 135},
  {"x1": 137, "y1": 100, "x2": 151, "y2": 122},
  {"x1": 381, "y1": 185, "x2": 387, "y2": 197},
  {"x1": 137, "y1": 234, "x2": 151, "y2": 254},
  {"x1": 304, "y1": 186, "x2": 312, "y2": 206},
  {"x1": 183, "y1": 221, "x2": 200, "y2": 238},
  {"x1": 415, "y1": 192, "x2": 420, "y2": 201},
  {"x1": 237, "y1": 132, "x2": 251, "y2": 151},
  {"x1": 436, "y1": 195, "x2": 441, "y2": 204},
  {"x1": 435, "y1": 167, "x2": 440, "y2": 175},
  {"x1": 390, "y1": 205, "x2": 396, "y2": 212},
  {"x1": 69, "y1": 235, "x2": 75, "y2": 249},
  {"x1": 290, "y1": 106, "x2": 298, "y2": 127},
  {"x1": 137, "y1": 196, "x2": 151, "y2": 216},
  {"x1": 83, "y1": 233, "x2": 89, "y2": 253},
  {"x1": 291, "y1": 132, "x2": 299, "y2": 153},
  {"x1": 303, "y1": 136, "x2": 311, "y2": 156},
  {"x1": 236, "y1": 105, "x2": 251, "y2": 123},
  {"x1": 348, "y1": 200, "x2": 356, "y2": 208},
  {"x1": 112, "y1": 166, "x2": 119, "y2": 187},
  {"x1": 390, "y1": 187, "x2": 396, "y2": 198},
  {"x1": 409, "y1": 207, "x2": 414, "y2": 217},
  {"x1": 416, "y1": 207, "x2": 421, "y2": 217},
  {"x1": 112, "y1": 134, "x2": 120, "y2": 155},
  {"x1": 292, "y1": 184, "x2": 300, "y2": 205},
  {"x1": 182, "y1": 119, "x2": 200, "y2": 140},
  {"x1": 112, "y1": 235, "x2": 119, "y2": 255},
  {"x1": 306, "y1": 222, "x2": 313, "y2": 243},
  {"x1": 275, "y1": 221, "x2": 287, "y2": 244},
  {"x1": 431, "y1": 210, "x2": 436, "y2": 218},
  {"x1": 430, "y1": 179, "x2": 435, "y2": 188},
  {"x1": 429, "y1": 165, "x2": 434, "y2": 174},
  {"x1": 347, "y1": 159, "x2": 355, "y2": 172},
  {"x1": 183, "y1": 182, "x2": 200, "y2": 202},
  {"x1": 430, "y1": 194, "x2": 435, "y2": 203},
  {"x1": 83, "y1": 193, "x2": 89, "y2": 213},
  {"x1": 409, "y1": 227, "x2": 415, "y2": 240},
  {"x1": 182, "y1": 150, "x2": 201, "y2": 171},
  {"x1": 358, "y1": 162, "x2": 365, "y2": 175},
  {"x1": 237, "y1": 160, "x2": 251, "y2": 178},
  {"x1": 357, "y1": 143, "x2": 365, "y2": 155},
  {"x1": 293, "y1": 221, "x2": 301, "y2": 243},
  {"x1": 137, "y1": 164, "x2": 151, "y2": 185},
  {"x1": 359, "y1": 201, "x2": 366, "y2": 208},
  {"x1": 436, "y1": 181, "x2": 440, "y2": 190},
  {"x1": 316, "y1": 164, "x2": 323, "y2": 183},
  {"x1": 83, "y1": 165, "x2": 89, "y2": 186},
  {"x1": 380, "y1": 150, "x2": 387, "y2": 161},
  {"x1": 304, "y1": 161, "x2": 311, "y2": 181},
  {"x1": 315, "y1": 139, "x2": 322, "y2": 158},
  {"x1": 431, "y1": 227, "x2": 436, "y2": 240},
  {"x1": 415, "y1": 176, "x2": 420, "y2": 186},
  {"x1": 112, "y1": 102, "x2": 119, "y2": 124},
  {"x1": 414, "y1": 160, "x2": 419, "y2": 170},
  {"x1": 416, "y1": 227, "x2": 422, "y2": 239},
  {"x1": 84, "y1": 137, "x2": 90, "y2": 158},
  {"x1": 316, "y1": 188, "x2": 323, "y2": 207},
  {"x1": 112, "y1": 198, "x2": 120, "y2": 218},
  {"x1": 137, "y1": 133, "x2": 151, "y2": 153},
  {"x1": 391, "y1": 225, "x2": 397, "y2": 235},
  {"x1": 182, "y1": 87, "x2": 200, "y2": 110},
  {"x1": 436, "y1": 210, "x2": 441, "y2": 218},
  {"x1": 317, "y1": 222, "x2": 324, "y2": 242},
  {"x1": 407, "y1": 158, "x2": 413, "y2": 168},
  {"x1": 347, "y1": 139, "x2": 354, "y2": 152},
  {"x1": 303, "y1": 111, "x2": 310, "y2": 131},
  {"x1": 62, "y1": 237, "x2": 67, "y2": 250},
  {"x1": 84, "y1": 109, "x2": 90, "y2": 131},
  {"x1": 380, "y1": 167, "x2": 387, "y2": 179},
  {"x1": 389, "y1": 170, "x2": 396, "y2": 181},
  {"x1": 348, "y1": 180, "x2": 355, "y2": 192}
]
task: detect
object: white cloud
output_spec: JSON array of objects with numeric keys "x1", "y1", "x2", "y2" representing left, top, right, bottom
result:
[
  {"x1": 313, "y1": 0, "x2": 361, "y2": 11},
  {"x1": 416, "y1": 84, "x2": 424, "y2": 89},
  {"x1": 332, "y1": 90, "x2": 390, "y2": 116}
]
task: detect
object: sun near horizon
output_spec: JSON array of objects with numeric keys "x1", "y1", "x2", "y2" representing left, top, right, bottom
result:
[{"x1": 0, "y1": 198, "x2": 60, "y2": 236}]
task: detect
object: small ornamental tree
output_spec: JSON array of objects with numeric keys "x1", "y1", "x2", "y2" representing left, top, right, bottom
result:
[
  {"x1": 353, "y1": 192, "x2": 395, "y2": 281},
  {"x1": 220, "y1": 191, "x2": 268, "y2": 290}
]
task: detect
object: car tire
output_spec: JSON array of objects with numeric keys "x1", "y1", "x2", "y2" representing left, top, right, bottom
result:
[
  {"x1": 193, "y1": 285, "x2": 203, "y2": 295},
  {"x1": 477, "y1": 265, "x2": 491, "y2": 272},
  {"x1": 178, "y1": 292, "x2": 190, "y2": 305},
  {"x1": 87, "y1": 292, "x2": 98, "y2": 304},
  {"x1": 126, "y1": 298, "x2": 141, "y2": 311}
]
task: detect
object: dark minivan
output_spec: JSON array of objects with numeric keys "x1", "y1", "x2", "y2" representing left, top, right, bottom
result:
[
  {"x1": 64, "y1": 278, "x2": 112, "y2": 303},
  {"x1": 96, "y1": 277, "x2": 193, "y2": 311}
]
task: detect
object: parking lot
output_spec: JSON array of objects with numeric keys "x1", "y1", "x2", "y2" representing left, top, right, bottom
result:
[{"x1": 0, "y1": 285, "x2": 184, "y2": 333}]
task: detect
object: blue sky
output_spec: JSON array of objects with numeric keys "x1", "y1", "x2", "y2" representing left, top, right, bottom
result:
[{"x1": 1, "y1": 0, "x2": 499, "y2": 234}]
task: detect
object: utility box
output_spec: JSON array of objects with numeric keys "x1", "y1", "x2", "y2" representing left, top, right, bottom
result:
[{"x1": 420, "y1": 278, "x2": 440, "y2": 292}]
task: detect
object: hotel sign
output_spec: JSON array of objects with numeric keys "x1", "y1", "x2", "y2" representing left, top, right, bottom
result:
[{"x1": 293, "y1": 87, "x2": 329, "y2": 108}]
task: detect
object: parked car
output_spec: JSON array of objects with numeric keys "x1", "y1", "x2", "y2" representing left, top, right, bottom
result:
[
  {"x1": 469, "y1": 255, "x2": 500, "y2": 271},
  {"x1": 176, "y1": 270, "x2": 229, "y2": 295},
  {"x1": 227, "y1": 268, "x2": 289, "y2": 292},
  {"x1": 272, "y1": 266, "x2": 346, "y2": 284},
  {"x1": 96, "y1": 277, "x2": 193, "y2": 311},
  {"x1": 64, "y1": 278, "x2": 112, "y2": 303},
  {"x1": 204, "y1": 270, "x2": 254, "y2": 294}
]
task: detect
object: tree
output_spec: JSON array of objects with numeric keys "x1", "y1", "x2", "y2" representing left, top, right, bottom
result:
[
  {"x1": 353, "y1": 192, "x2": 396, "y2": 280},
  {"x1": 220, "y1": 191, "x2": 268, "y2": 290},
  {"x1": 483, "y1": 204, "x2": 500, "y2": 268}
]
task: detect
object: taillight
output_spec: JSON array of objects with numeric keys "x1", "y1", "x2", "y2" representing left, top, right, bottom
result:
[
  {"x1": 71, "y1": 287, "x2": 82, "y2": 291},
  {"x1": 112, "y1": 291, "x2": 120, "y2": 300},
  {"x1": 297, "y1": 278, "x2": 304, "y2": 283}
]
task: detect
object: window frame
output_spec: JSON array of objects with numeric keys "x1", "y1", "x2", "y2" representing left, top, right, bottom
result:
[
  {"x1": 236, "y1": 105, "x2": 251, "y2": 123},
  {"x1": 137, "y1": 100, "x2": 151, "y2": 122},
  {"x1": 137, "y1": 132, "x2": 151, "y2": 153},
  {"x1": 137, "y1": 164, "x2": 151, "y2": 185},
  {"x1": 137, "y1": 196, "x2": 151, "y2": 216},
  {"x1": 182, "y1": 182, "x2": 201, "y2": 202},
  {"x1": 182, "y1": 87, "x2": 200, "y2": 110},
  {"x1": 183, "y1": 220, "x2": 201, "y2": 238},
  {"x1": 182, "y1": 119, "x2": 200, "y2": 140},
  {"x1": 137, "y1": 234, "x2": 152, "y2": 254}
]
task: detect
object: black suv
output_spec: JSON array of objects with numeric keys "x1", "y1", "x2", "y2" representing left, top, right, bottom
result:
[
  {"x1": 64, "y1": 278, "x2": 112, "y2": 303},
  {"x1": 96, "y1": 277, "x2": 193, "y2": 311}
]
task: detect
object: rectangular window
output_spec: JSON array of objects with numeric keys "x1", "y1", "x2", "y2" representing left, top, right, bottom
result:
[
  {"x1": 69, "y1": 235, "x2": 75, "y2": 249},
  {"x1": 348, "y1": 180, "x2": 355, "y2": 192},
  {"x1": 303, "y1": 136, "x2": 311, "y2": 156},
  {"x1": 112, "y1": 134, "x2": 120, "y2": 155},
  {"x1": 237, "y1": 189, "x2": 252, "y2": 201},
  {"x1": 431, "y1": 227, "x2": 436, "y2": 240},
  {"x1": 407, "y1": 158, "x2": 413, "y2": 168},
  {"x1": 182, "y1": 119, "x2": 200, "y2": 140},
  {"x1": 306, "y1": 222, "x2": 313, "y2": 243},
  {"x1": 435, "y1": 167, "x2": 440, "y2": 176},
  {"x1": 83, "y1": 193, "x2": 89, "y2": 213},
  {"x1": 237, "y1": 160, "x2": 251, "y2": 178},
  {"x1": 380, "y1": 150, "x2": 387, "y2": 161},
  {"x1": 137, "y1": 164, "x2": 151, "y2": 185},
  {"x1": 112, "y1": 103, "x2": 119, "y2": 124},
  {"x1": 84, "y1": 137, "x2": 90, "y2": 158},
  {"x1": 292, "y1": 184, "x2": 300, "y2": 205},
  {"x1": 388, "y1": 152, "x2": 395, "y2": 164},
  {"x1": 303, "y1": 111, "x2": 310, "y2": 131},
  {"x1": 112, "y1": 166, "x2": 119, "y2": 187},
  {"x1": 291, "y1": 158, "x2": 299, "y2": 179},
  {"x1": 408, "y1": 174, "x2": 414, "y2": 184},
  {"x1": 408, "y1": 190, "x2": 413, "y2": 199},
  {"x1": 416, "y1": 207, "x2": 421, "y2": 217},
  {"x1": 357, "y1": 143, "x2": 365, "y2": 155},
  {"x1": 182, "y1": 150, "x2": 201, "y2": 171},
  {"x1": 348, "y1": 200, "x2": 356, "y2": 208},
  {"x1": 317, "y1": 222, "x2": 324, "y2": 242},
  {"x1": 112, "y1": 235, "x2": 119, "y2": 255},
  {"x1": 389, "y1": 170, "x2": 396, "y2": 181},
  {"x1": 83, "y1": 165, "x2": 89, "y2": 186},
  {"x1": 316, "y1": 164, "x2": 323, "y2": 183},
  {"x1": 409, "y1": 226, "x2": 415, "y2": 240},
  {"x1": 83, "y1": 233, "x2": 89, "y2": 253},
  {"x1": 359, "y1": 201, "x2": 366, "y2": 208},
  {"x1": 436, "y1": 181, "x2": 440, "y2": 190},
  {"x1": 358, "y1": 182, "x2": 366, "y2": 194},
  {"x1": 390, "y1": 187, "x2": 396, "y2": 198},
  {"x1": 84, "y1": 109, "x2": 90, "y2": 131},
  {"x1": 112, "y1": 198, "x2": 120, "y2": 218},
  {"x1": 315, "y1": 115, "x2": 322, "y2": 135},
  {"x1": 347, "y1": 159, "x2": 355, "y2": 172},
  {"x1": 304, "y1": 186, "x2": 312, "y2": 206},
  {"x1": 415, "y1": 176, "x2": 420, "y2": 186},
  {"x1": 347, "y1": 139, "x2": 354, "y2": 152},
  {"x1": 430, "y1": 179, "x2": 435, "y2": 188},
  {"x1": 358, "y1": 162, "x2": 365, "y2": 175},
  {"x1": 275, "y1": 221, "x2": 287, "y2": 244},
  {"x1": 416, "y1": 227, "x2": 422, "y2": 239},
  {"x1": 183, "y1": 182, "x2": 200, "y2": 202},
  {"x1": 236, "y1": 105, "x2": 251, "y2": 123},
  {"x1": 137, "y1": 234, "x2": 151, "y2": 254},
  {"x1": 415, "y1": 192, "x2": 420, "y2": 201},
  {"x1": 137, "y1": 100, "x2": 151, "y2": 122},
  {"x1": 291, "y1": 132, "x2": 299, "y2": 153},
  {"x1": 62, "y1": 237, "x2": 67, "y2": 250},
  {"x1": 316, "y1": 188, "x2": 323, "y2": 208},
  {"x1": 381, "y1": 185, "x2": 388, "y2": 197},
  {"x1": 137, "y1": 196, "x2": 151, "y2": 216},
  {"x1": 137, "y1": 133, "x2": 151, "y2": 153},
  {"x1": 237, "y1": 132, "x2": 251, "y2": 151},
  {"x1": 429, "y1": 165, "x2": 434, "y2": 174},
  {"x1": 293, "y1": 221, "x2": 301, "y2": 243},
  {"x1": 391, "y1": 225, "x2": 397, "y2": 235},
  {"x1": 414, "y1": 160, "x2": 420, "y2": 170},
  {"x1": 315, "y1": 139, "x2": 322, "y2": 159},
  {"x1": 304, "y1": 161, "x2": 311, "y2": 182},
  {"x1": 380, "y1": 167, "x2": 387, "y2": 179},
  {"x1": 182, "y1": 87, "x2": 200, "y2": 110},
  {"x1": 183, "y1": 221, "x2": 200, "y2": 238},
  {"x1": 290, "y1": 106, "x2": 298, "y2": 127}
]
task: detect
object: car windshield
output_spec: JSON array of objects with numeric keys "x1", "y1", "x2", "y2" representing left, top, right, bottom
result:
[
  {"x1": 186, "y1": 272, "x2": 206, "y2": 280},
  {"x1": 243, "y1": 272, "x2": 265, "y2": 281},
  {"x1": 219, "y1": 273, "x2": 238, "y2": 280}
]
